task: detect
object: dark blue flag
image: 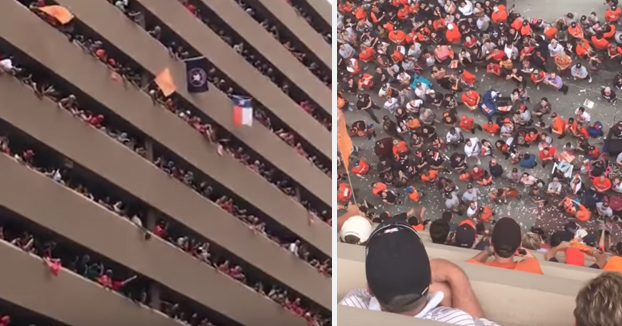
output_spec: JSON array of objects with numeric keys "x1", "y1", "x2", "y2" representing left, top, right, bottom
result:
[{"x1": 185, "y1": 57, "x2": 209, "y2": 93}]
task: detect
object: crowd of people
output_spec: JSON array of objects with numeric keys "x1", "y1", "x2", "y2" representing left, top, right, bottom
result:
[
  {"x1": 337, "y1": 0, "x2": 622, "y2": 324},
  {"x1": 0, "y1": 1, "x2": 332, "y2": 325},
  {"x1": 15, "y1": 0, "x2": 333, "y2": 252},
  {"x1": 0, "y1": 121, "x2": 329, "y2": 324},
  {"x1": 102, "y1": 0, "x2": 334, "y2": 177},
  {"x1": 286, "y1": 0, "x2": 333, "y2": 44}
]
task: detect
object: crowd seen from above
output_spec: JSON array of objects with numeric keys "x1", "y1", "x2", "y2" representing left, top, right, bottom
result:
[{"x1": 336, "y1": 0, "x2": 622, "y2": 324}]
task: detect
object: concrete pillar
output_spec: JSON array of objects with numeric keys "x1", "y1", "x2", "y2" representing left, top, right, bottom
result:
[
  {"x1": 149, "y1": 283, "x2": 161, "y2": 310},
  {"x1": 146, "y1": 210, "x2": 157, "y2": 231},
  {"x1": 144, "y1": 139, "x2": 154, "y2": 162}
]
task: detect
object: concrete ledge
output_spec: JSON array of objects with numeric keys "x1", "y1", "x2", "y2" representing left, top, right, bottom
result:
[
  {"x1": 338, "y1": 243, "x2": 584, "y2": 326},
  {"x1": 338, "y1": 305, "x2": 449, "y2": 326}
]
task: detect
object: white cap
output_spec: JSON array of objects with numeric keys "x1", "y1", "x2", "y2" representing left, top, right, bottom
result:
[
  {"x1": 447, "y1": 23, "x2": 454, "y2": 31},
  {"x1": 339, "y1": 215, "x2": 373, "y2": 244}
]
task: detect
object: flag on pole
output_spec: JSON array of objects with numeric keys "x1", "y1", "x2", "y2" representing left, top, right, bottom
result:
[
  {"x1": 154, "y1": 68, "x2": 177, "y2": 97},
  {"x1": 337, "y1": 110, "x2": 353, "y2": 170},
  {"x1": 185, "y1": 57, "x2": 209, "y2": 93},
  {"x1": 232, "y1": 95, "x2": 253, "y2": 127}
]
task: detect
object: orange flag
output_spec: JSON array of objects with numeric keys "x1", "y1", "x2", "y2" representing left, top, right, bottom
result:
[
  {"x1": 337, "y1": 110, "x2": 353, "y2": 170},
  {"x1": 155, "y1": 68, "x2": 177, "y2": 97},
  {"x1": 37, "y1": 5, "x2": 75, "y2": 25}
]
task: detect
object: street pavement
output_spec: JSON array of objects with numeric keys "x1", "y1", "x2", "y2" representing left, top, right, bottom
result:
[{"x1": 339, "y1": 2, "x2": 622, "y2": 241}]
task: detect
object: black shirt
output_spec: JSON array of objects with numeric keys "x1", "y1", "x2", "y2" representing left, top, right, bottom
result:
[
  {"x1": 357, "y1": 94, "x2": 373, "y2": 110},
  {"x1": 489, "y1": 163, "x2": 504, "y2": 177},
  {"x1": 450, "y1": 153, "x2": 466, "y2": 168},
  {"x1": 426, "y1": 152, "x2": 444, "y2": 166}
]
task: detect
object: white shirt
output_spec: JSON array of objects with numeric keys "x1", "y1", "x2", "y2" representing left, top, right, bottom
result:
[
  {"x1": 0, "y1": 58, "x2": 13, "y2": 71},
  {"x1": 340, "y1": 288, "x2": 501, "y2": 326},
  {"x1": 574, "y1": 109, "x2": 591, "y2": 123},
  {"x1": 464, "y1": 138, "x2": 480, "y2": 157},
  {"x1": 548, "y1": 43, "x2": 564, "y2": 56},
  {"x1": 458, "y1": 1, "x2": 474, "y2": 16},
  {"x1": 446, "y1": 128, "x2": 463, "y2": 143},
  {"x1": 406, "y1": 99, "x2": 424, "y2": 113}
]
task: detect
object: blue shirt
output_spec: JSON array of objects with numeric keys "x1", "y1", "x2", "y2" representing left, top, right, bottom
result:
[{"x1": 520, "y1": 155, "x2": 537, "y2": 168}]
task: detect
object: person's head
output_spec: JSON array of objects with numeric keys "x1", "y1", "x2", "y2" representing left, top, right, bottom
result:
[
  {"x1": 429, "y1": 219, "x2": 450, "y2": 244},
  {"x1": 550, "y1": 72, "x2": 557, "y2": 79},
  {"x1": 454, "y1": 222, "x2": 476, "y2": 248},
  {"x1": 340, "y1": 215, "x2": 373, "y2": 245},
  {"x1": 574, "y1": 272, "x2": 622, "y2": 326},
  {"x1": 466, "y1": 138, "x2": 472, "y2": 146},
  {"x1": 467, "y1": 184, "x2": 473, "y2": 192},
  {"x1": 366, "y1": 220, "x2": 431, "y2": 314},
  {"x1": 490, "y1": 158, "x2": 497, "y2": 166},
  {"x1": 491, "y1": 217, "x2": 522, "y2": 258},
  {"x1": 522, "y1": 232, "x2": 543, "y2": 250}
]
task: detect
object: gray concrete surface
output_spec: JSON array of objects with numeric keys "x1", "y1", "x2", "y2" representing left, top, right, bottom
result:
[
  {"x1": 338, "y1": 2, "x2": 622, "y2": 240},
  {"x1": 509, "y1": 0, "x2": 606, "y2": 23}
]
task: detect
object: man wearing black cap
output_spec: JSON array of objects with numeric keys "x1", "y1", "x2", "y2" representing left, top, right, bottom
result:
[
  {"x1": 468, "y1": 217, "x2": 544, "y2": 274},
  {"x1": 340, "y1": 220, "x2": 501, "y2": 325},
  {"x1": 452, "y1": 220, "x2": 478, "y2": 249}
]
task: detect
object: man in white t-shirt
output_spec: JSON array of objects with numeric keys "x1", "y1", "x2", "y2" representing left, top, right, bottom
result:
[{"x1": 339, "y1": 220, "x2": 502, "y2": 326}]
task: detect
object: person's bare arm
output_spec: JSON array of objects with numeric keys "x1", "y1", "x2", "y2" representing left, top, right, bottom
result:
[
  {"x1": 544, "y1": 241, "x2": 570, "y2": 261},
  {"x1": 591, "y1": 249, "x2": 608, "y2": 269},
  {"x1": 469, "y1": 249, "x2": 491, "y2": 263},
  {"x1": 430, "y1": 259, "x2": 484, "y2": 318}
]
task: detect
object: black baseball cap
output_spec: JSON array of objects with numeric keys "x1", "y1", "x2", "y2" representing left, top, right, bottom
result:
[
  {"x1": 366, "y1": 221, "x2": 431, "y2": 306},
  {"x1": 454, "y1": 222, "x2": 476, "y2": 248},
  {"x1": 491, "y1": 217, "x2": 522, "y2": 257}
]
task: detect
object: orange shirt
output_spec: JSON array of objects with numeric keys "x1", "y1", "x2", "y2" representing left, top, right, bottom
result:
[
  {"x1": 468, "y1": 258, "x2": 544, "y2": 274},
  {"x1": 544, "y1": 26, "x2": 558, "y2": 39},
  {"x1": 603, "y1": 256, "x2": 622, "y2": 272},
  {"x1": 606, "y1": 7, "x2": 621, "y2": 22},
  {"x1": 520, "y1": 25, "x2": 531, "y2": 36},
  {"x1": 352, "y1": 159, "x2": 369, "y2": 175},
  {"x1": 459, "y1": 117, "x2": 475, "y2": 130},
  {"x1": 461, "y1": 90, "x2": 480, "y2": 107},
  {"x1": 592, "y1": 35, "x2": 609, "y2": 50},
  {"x1": 461, "y1": 70, "x2": 476, "y2": 85},
  {"x1": 359, "y1": 47, "x2": 375, "y2": 62},
  {"x1": 510, "y1": 18, "x2": 523, "y2": 31},
  {"x1": 421, "y1": 170, "x2": 439, "y2": 182},
  {"x1": 388, "y1": 30, "x2": 408, "y2": 44},
  {"x1": 483, "y1": 122, "x2": 500, "y2": 134},
  {"x1": 337, "y1": 183, "x2": 352, "y2": 202},
  {"x1": 552, "y1": 115, "x2": 566, "y2": 134},
  {"x1": 446, "y1": 28, "x2": 461, "y2": 43},
  {"x1": 355, "y1": 7, "x2": 367, "y2": 20},
  {"x1": 593, "y1": 177, "x2": 612, "y2": 192},
  {"x1": 491, "y1": 6, "x2": 507, "y2": 23},
  {"x1": 604, "y1": 24, "x2": 616, "y2": 39},
  {"x1": 576, "y1": 39, "x2": 591, "y2": 57},
  {"x1": 372, "y1": 182, "x2": 387, "y2": 196},
  {"x1": 568, "y1": 25, "x2": 583, "y2": 39},
  {"x1": 480, "y1": 206, "x2": 493, "y2": 221}
]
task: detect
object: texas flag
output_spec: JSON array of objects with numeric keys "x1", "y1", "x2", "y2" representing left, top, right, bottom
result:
[{"x1": 232, "y1": 95, "x2": 253, "y2": 127}]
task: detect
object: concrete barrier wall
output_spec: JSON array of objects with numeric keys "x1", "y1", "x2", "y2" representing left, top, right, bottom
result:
[
  {"x1": 133, "y1": 0, "x2": 332, "y2": 158},
  {"x1": 246, "y1": 0, "x2": 331, "y2": 68},
  {"x1": 0, "y1": 0, "x2": 331, "y2": 257},
  {"x1": 0, "y1": 74, "x2": 329, "y2": 310},
  {"x1": 338, "y1": 243, "x2": 584, "y2": 326},
  {"x1": 0, "y1": 240, "x2": 180, "y2": 326},
  {"x1": 52, "y1": 0, "x2": 331, "y2": 207}
]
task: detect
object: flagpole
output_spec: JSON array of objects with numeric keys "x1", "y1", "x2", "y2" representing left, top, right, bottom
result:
[
  {"x1": 183, "y1": 56, "x2": 207, "y2": 62},
  {"x1": 340, "y1": 151, "x2": 357, "y2": 205}
]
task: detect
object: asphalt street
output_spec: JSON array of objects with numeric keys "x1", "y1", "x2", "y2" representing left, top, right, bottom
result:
[{"x1": 338, "y1": 2, "x2": 622, "y2": 241}]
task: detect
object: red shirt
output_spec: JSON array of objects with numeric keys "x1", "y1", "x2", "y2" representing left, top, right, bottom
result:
[
  {"x1": 98, "y1": 275, "x2": 112, "y2": 288},
  {"x1": 154, "y1": 225, "x2": 166, "y2": 238},
  {"x1": 539, "y1": 147, "x2": 556, "y2": 160}
]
